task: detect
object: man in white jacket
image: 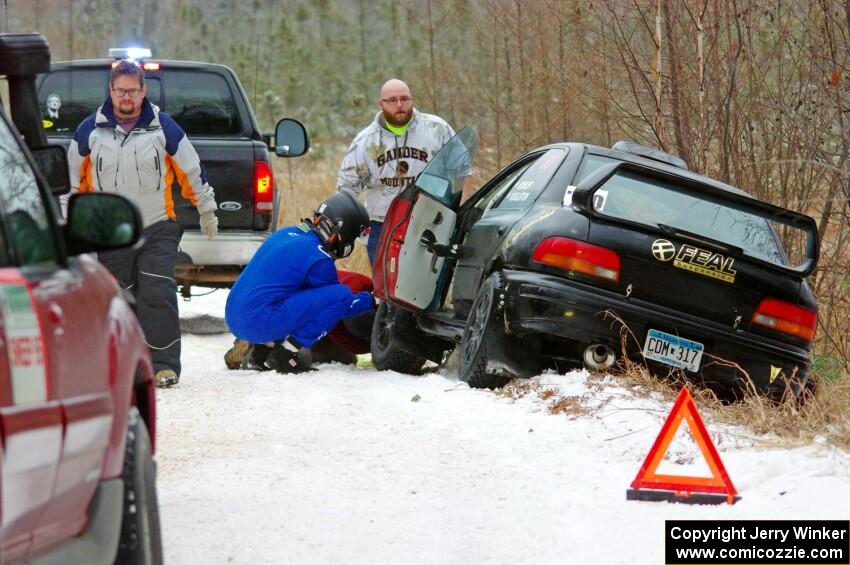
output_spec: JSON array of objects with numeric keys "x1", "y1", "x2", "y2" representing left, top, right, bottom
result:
[
  {"x1": 67, "y1": 59, "x2": 218, "y2": 388},
  {"x1": 336, "y1": 79, "x2": 457, "y2": 265}
]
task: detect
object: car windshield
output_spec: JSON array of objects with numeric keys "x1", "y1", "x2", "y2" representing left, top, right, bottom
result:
[
  {"x1": 591, "y1": 170, "x2": 815, "y2": 269},
  {"x1": 414, "y1": 126, "x2": 478, "y2": 207}
]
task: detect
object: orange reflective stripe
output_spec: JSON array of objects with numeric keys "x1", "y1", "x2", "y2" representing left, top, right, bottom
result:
[
  {"x1": 164, "y1": 154, "x2": 200, "y2": 207},
  {"x1": 79, "y1": 155, "x2": 95, "y2": 192},
  {"x1": 163, "y1": 156, "x2": 176, "y2": 220}
]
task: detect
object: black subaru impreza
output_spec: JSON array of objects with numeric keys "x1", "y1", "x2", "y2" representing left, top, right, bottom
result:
[{"x1": 371, "y1": 128, "x2": 819, "y2": 398}]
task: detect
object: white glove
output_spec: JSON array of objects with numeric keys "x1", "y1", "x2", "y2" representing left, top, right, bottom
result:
[{"x1": 200, "y1": 211, "x2": 218, "y2": 240}]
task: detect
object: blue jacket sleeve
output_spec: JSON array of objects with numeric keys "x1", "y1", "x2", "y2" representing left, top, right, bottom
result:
[
  {"x1": 347, "y1": 291, "x2": 374, "y2": 317},
  {"x1": 305, "y1": 257, "x2": 373, "y2": 317},
  {"x1": 305, "y1": 256, "x2": 342, "y2": 288}
]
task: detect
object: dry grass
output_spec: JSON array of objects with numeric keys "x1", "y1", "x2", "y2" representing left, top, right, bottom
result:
[
  {"x1": 496, "y1": 380, "x2": 591, "y2": 417},
  {"x1": 611, "y1": 357, "x2": 850, "y2": 452},
  {"x1": 598, "y1": 310, "x2": 850, "y2": 451}
]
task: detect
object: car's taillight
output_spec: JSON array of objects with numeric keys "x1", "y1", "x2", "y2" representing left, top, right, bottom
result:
[
  {"x1": 373, "y1": 197, "x2": 413, "y2": 301},
  {"x1": 751, "y1": 299, "x2": 817, "y2": 341},
  {"x1": 531, "y1": 237, "x2": 620, "y2": 282},
  {"x1": 254, "y1": 161, "x2": 274, "y2": 212}
]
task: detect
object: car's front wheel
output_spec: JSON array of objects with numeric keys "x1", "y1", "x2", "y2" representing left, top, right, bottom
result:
[
  {"x1": 371, "y1": 301, "x2": 427, "y2": 374},
  {"x1": 114, "y1": 407, "x2": 163, "y2": 565},
  {"x1": 458, "y1": 273, "x2": 516, "y2": 390}
]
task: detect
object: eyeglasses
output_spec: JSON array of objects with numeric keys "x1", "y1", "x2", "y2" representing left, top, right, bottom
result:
[
  {"x1": 381, "y1": 96, "x2": 413, "y2": 105},
  {"x1": 112, "y1": 87, "x2": 142, "y2": 98}
]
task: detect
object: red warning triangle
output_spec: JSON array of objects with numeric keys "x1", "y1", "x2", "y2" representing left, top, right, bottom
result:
[{"x1": 629, "y1": 387, "x2": 738, "y2": 503}]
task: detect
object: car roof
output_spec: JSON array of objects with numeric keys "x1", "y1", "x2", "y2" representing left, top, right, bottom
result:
[{"x1": 539, "y1": 141, "x2": 752, "y2": 199}]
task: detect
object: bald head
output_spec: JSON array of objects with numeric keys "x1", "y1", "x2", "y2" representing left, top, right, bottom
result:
[
  {"x1": 380, "y1": 79, "x2": 410, "y2": 100},
  {"x1": 378, "y1": 79, "x2": 414, "y2": 127}
]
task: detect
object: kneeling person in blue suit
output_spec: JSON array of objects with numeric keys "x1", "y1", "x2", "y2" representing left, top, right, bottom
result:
[{"x1": 225, "y1": 193, "x2": 374, "y2": 373}]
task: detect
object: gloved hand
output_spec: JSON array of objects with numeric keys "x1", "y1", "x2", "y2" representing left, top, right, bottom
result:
[{"x1": 200, "y1": 211, "x2": 218, "y2": 240}]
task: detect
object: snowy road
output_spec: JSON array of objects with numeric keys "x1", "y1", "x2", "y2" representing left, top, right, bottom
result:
[{"x1": 157, "y1": 290, "x2": 850, "y2": 564}]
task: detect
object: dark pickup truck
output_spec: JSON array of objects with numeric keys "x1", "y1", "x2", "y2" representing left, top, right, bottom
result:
[{"x1": 36, "y1": 49, "x2": 308, "y2": 294}]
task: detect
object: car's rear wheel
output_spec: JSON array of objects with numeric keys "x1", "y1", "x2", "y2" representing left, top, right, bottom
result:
[
  {"x1": 115, "y1": 408, "x2": 163, "y2": 565},
  {"x1": 371, "y1": 301, "x2": 427, "y2": 374},
  {"x1": 458, "y1": 273, "x2": 515, "y2": 390}
]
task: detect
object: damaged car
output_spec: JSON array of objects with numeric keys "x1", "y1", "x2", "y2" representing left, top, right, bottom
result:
[{"x1": 371, "y1": 128, "x2": 819, "y2": 399}]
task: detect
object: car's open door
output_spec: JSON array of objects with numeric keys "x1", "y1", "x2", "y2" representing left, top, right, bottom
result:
[{"x1": 373, "y1": 127, "x2": 478, "y2": 312}]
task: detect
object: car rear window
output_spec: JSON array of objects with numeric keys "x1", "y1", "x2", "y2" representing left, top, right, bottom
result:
[
  {"x1": 38, "y1": 67, "x2": 240, "y2": 137},
  {"x1": 161, "y1": 70, "x2": 241, "y2": 136},
  {"x1": 592, "y1": 171, "x2": 796, "y2": 266},
  {"x1": 38, "y1": 68, "x2": 107, "y2": 135}
]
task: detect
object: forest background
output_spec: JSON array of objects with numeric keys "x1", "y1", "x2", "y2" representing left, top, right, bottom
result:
[{"x1": 2, "y1": 0, "x2": 848, "y2": 382}]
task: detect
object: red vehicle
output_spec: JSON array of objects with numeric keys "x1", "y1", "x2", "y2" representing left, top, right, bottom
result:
[{"x1": 0, "y1": 33, "x2": 162, "y2": 563}]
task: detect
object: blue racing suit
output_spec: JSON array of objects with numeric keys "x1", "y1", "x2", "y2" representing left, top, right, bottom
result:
[{"x1": 225, "y1": 224, "x2": 373, "y2": 346}]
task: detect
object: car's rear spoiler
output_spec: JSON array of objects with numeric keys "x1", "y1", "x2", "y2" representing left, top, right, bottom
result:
[{"x1": 570, "y1": 160, "x2": 820, "y2": 277}]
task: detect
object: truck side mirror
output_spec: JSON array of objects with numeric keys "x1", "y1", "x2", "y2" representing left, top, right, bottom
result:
[
  {"x1": 274, "y1": 118, "x2": 309, "y2": 157},
  {"x1": 31, "y1": 145, "x2": 71, "y2": 195}
]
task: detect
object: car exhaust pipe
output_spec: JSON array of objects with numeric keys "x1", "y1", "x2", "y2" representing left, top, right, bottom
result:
[{"x1": 583, "y1": 344, "x2": 616, "y2": 370}]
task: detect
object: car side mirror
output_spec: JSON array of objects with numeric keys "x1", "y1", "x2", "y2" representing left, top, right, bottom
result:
[
  {"x1": 31, "y1": 145, "x2": 71, "y2": 195},
  {"x1": 568, "y1": 162, "x2": 622, "y2": 211},
  {"x1": 65, "y1": 193, "x2": 143, "y2": 255},
  {"x1": 262, "y1": 131, "x2": 273, "y2": 150},
  {"x1": 274, "y1": 118, "x2": 309, "y2": 157}
]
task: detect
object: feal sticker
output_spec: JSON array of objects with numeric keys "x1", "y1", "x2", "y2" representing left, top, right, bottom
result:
[
  {"x1": 0, "y1": 284, "x2": 47, "y2": 404},
  {"x1": 651, "y1": 239, "x2": 737, "y2": 284}
]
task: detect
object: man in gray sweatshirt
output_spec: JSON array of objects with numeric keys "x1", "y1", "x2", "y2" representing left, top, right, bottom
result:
[{"x1": 336, "y1": 79, "x2": 456, "y2": 265}]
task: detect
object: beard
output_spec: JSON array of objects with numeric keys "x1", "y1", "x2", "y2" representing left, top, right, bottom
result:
[
  {"x1": 115, "y1": 100, "x2": 140, "y2": 119},
  {"x1": 383, "y1": 106, "x2": 413, "y2": 127}
]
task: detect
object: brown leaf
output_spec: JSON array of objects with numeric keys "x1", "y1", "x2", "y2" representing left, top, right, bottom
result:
[{"x1": 829, "y1": 69, "x2": 841, "y2": 86}]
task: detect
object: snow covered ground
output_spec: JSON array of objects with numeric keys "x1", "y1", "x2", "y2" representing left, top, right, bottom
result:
[{"x1": 158, "y1": 289, "x2": 850, "y2": 564}]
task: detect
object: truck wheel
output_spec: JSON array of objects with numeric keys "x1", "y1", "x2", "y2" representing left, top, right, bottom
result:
[
  {"x1": 115, "y1": 408, "x2": 163, "y2": 565},
  {"x1": 458, "y1": 273, "x2": 514, "y2": 390},
  {"x1": 371, "y1": 302, "x2": 426, "y2": 374}
]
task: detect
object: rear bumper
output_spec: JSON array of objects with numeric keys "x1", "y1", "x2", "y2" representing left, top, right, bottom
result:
[
  {"x1": 175, "y1": 230, "x2": 271, "y2": 288},
  {"x1": 178, "y1": 230, "x2": 269, "y2": 266},
  {"x1": 500, "y1": 270, "x2": 811, "y2": 395}
]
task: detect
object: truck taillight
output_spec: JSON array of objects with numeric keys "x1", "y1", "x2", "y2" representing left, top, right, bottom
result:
[
  {"x1": 752, "y1": 299, "x2": 817, "y2": 341},
  {"x1": 254, "y1": 161, "x2": 274, "y2": 212},
  {"x1": 531, "y1": 237, "x2": 620, "y2": 283}
]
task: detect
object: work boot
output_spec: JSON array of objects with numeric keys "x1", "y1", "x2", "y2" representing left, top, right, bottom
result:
[
  {"x1": 155, "y1": 369, "x2": 179, "y2": 388},
  {"x1": 267, "y1": 338, "x2": 313, "y2": 374},
  {"x1": 224, "y1": 338, "x2": 251, "y2": 370},
  {"x1": 240, "y1": 344, "x2": 273, "y2": 371}
]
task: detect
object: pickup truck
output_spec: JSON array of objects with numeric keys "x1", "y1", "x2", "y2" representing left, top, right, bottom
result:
[
  {"x1": 36, "y1": 49, "x2": 309, "y2": 295},
  {"x1": 1, "y1": 33, "x2": 162, "y2": 564}
]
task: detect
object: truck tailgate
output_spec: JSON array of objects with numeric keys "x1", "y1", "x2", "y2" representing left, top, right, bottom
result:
[{"x1": 172, "y1": 138, "x2": 260, "y2": 230}]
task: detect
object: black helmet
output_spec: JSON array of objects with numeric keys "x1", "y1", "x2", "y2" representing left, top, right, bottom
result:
[{"x1": 310, "y1": 192, "x2": 369, "y2": 259}]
